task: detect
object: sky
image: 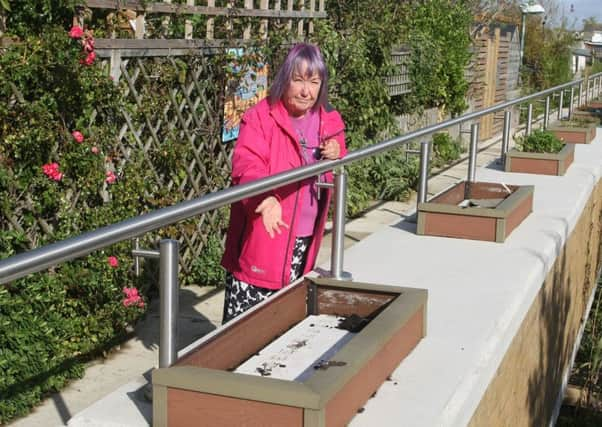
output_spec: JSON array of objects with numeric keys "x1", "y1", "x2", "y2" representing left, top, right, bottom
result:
[{"x1": 555, "y1": 0, "x2": 602, "y2": 29}]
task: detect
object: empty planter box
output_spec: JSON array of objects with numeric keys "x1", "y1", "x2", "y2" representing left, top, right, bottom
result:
[
  {"x1": 152, "y1": 277, "x2": 427, "y2": 427},
  {"x1": 417, "y1": 181, "x2": 534, "y2": 242},
  {"x1": 504, "y1": 143, "x2": 575, "y2": 176}
]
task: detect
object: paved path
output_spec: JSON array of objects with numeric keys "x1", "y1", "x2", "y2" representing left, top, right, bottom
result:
[{"x1": 8, "y1": 135, "x2": 505, "y2": 427}]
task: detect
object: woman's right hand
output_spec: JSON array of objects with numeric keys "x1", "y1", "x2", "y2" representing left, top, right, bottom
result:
[{"x1": 255, "y1": 196, "x2": 289, "y2": 238}]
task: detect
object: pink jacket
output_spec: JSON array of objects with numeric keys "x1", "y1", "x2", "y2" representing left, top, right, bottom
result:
[{"x1": 221, "y1": 98, "x2": 347, "y2": 289}]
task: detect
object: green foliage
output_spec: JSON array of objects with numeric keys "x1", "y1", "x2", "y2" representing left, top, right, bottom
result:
[
  {"x1": 431, "y1": 132, "x2": 464, "y2": 167},
  {"x1": 515, "y1": 129, "x2": 564, "y2": 154},
  {"x1": 392, "y1": 0, "x2": 473, "y2": 116},
  {"x1": 310, "y1": 0, "x2": 472, "y2": 214},
  {"x1": 2, "y1": 0, "x2": 75, "y2": 37},
  {"x1": 589, "y1": 62, "x2": 602, "y2": 75},
  {"x1": 0, "y1": 27, "x2": 147, "y2": 423},
  {"x1": 522, "y1": 18, "x2": 574, "y2": 92},
  {"x1": 0, "y1": 26, "x2": 228, "y2": 422}
]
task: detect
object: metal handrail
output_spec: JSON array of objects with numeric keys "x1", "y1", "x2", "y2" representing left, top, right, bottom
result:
[{"x1": 1, "y1": 72, "x2": 601, "y2": 285}]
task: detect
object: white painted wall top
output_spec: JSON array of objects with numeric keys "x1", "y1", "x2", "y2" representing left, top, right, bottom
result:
[{"x1": 337, "y1": 129, "x2": 602, "y2": 426}]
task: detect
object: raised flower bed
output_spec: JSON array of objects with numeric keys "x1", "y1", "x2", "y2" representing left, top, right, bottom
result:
[
  {"x1": 548, "y1": 118, "x2": 598, "y2": 144},
  {"x1": 505, "y1": 129, "x2": 575, "y2": 176},
  {"x1": 152, "y1": 277, "x2": 427, "y2": 427},
  {"x1": 417, "y1": 181, "x2": 534, "y2": 242},
  {"x1": 572, "y1": 108, "x2": 602, "y2": 124},
  {"x1": 586, "y1": 98, "x2": 602, "y2": 109}
]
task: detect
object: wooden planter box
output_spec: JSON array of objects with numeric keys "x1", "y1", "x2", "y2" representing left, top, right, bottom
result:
[
  {"x1": 548, "y1": 121, "x2": 597, "y2": 144},
  {"x1": 152, "y1": 277, "x2": 427, "y2": 427},
  {"x1": 417, "y1": 181, "x2": 534, "y2": 243},
  {"x1": 586, "y1": 99, "x2": 602, "y2": 109},
  {"x1": 573, "y1": 109, "x2": 602, "y2": 124},
  {"x1": 504, "y1": 143, "x2": 575, "y2": 176}
]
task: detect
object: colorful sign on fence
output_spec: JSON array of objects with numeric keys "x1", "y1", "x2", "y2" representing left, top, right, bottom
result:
[{"x1": 222, "y1": 49, "x2": 268, "y2": 143}]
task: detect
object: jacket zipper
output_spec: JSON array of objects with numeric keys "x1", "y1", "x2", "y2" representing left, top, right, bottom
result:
[{"x1": 280, "y1": 120, "x2": 312, "y2": 286}]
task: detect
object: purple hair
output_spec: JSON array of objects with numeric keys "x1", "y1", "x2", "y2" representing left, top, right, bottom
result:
[{"x1": 268, "y1": 43, "x2": 329, "y2": 110}]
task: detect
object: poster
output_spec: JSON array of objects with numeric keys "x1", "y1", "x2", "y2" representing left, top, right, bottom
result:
[{"x1": 222, "y1": 49, "x2": 269, "y2": 143}]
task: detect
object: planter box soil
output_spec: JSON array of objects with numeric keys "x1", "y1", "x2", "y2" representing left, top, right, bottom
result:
[{"x1": 417, "y1": 181, "x2": 534, "y2": 242}]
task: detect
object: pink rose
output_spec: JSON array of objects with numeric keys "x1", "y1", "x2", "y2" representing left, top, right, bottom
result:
[
  {"x1": 91, "y1": 146, "x2": 99, "y2": 154},
  {"x1": 69, "y1": 26, "x2": 84, "y2": 39},
  {"x1": 105, "y1": 170, "x2": 116, "y2": 184},
  {"x1": 71, "y1": 130, "x2": 84, "y2": 143},
  {"x1": 122, "y1": 287, "x2": 145, "y2": 308},
  {"x1": 82, "y1": 37, "x2": 95, "y2": 53},
  {"x1": 42, "y1": 162, "x2": 63, "y2": 181},
  {"x1": 83, "y1": 51, "x2": 96, "y2": 66},
  {"x1": 107, "y1": 256, "x2": 118, "y2": 268}
]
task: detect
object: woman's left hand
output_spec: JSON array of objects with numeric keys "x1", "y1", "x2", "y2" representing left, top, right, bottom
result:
[{"x1": 320, "y1": 139, "x2": 341, "y2": 160}]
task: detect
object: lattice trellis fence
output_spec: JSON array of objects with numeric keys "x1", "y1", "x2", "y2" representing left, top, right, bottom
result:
[
  {"x1": 84, "y1": 1, "x2": 328, "y2": 282},
  {"x1": 107, "y1": 53, "x2": 231, "y2": 278}
]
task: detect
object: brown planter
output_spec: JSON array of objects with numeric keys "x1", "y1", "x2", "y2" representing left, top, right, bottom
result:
[
  {"x1": 504, "y1": 143, "x2": 575, "y2": 176},
  {"x1": 152, "y1": 277, "x2": 427, "y2": 427},
  {"x1": 586, "y1": 99, "x2": 602, "y2": 109},
  {"x1": 573, "y1": 109, "x2": 602, "y2": 124},
  {"x1": 417, "y1": 181, "x2": 534, "y2": 243},
  {"x1": 548, "y1": 121, "x2": 597, "y2": 144}
]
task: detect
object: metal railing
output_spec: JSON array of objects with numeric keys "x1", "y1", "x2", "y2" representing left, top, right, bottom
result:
[{"x1": 1, "y1": 72, "x2": 601, "y2": 368}]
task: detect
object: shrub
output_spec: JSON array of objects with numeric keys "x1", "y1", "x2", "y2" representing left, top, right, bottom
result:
[
  {"x1": 432, "y1": 132, "x2": 464, "y2": 167},
  {"x1": 515, "y1": 129, "x2": 564, "y2": 154}
]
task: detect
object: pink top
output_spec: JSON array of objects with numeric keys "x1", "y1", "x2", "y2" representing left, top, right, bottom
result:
[{"x1": 290, "y1": 110, "x2": 320, "y2": 237}]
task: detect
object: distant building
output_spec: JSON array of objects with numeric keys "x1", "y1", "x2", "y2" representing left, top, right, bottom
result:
[{"x1": 583, "y1": 30, "x2": 602, "y2": 61}]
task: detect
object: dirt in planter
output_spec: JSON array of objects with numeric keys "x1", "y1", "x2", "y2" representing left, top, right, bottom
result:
[{"x1": 336, "y1": 314, "x2": 371, "y2": 332}]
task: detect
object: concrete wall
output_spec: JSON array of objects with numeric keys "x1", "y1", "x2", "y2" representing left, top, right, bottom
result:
[{"x1": 468, "y1": 183, "x2": 602, "y2": 426}]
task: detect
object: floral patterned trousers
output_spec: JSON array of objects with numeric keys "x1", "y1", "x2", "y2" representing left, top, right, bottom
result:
[{"x1": 222, "y1": 236, "x2": 311, "y2": 323}]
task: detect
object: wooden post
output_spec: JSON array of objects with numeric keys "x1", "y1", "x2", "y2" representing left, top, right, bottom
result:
[
  {"x1": 308, "y1": 0, "x2": 315, "y2": 34},
  {"x1": 206, "y1": 0, "x2": 215, "y2": 39},
  {"x1": 243, "y1": 0, "x2": 253, "y2": 40},
  {"x1": 297, "y1": 0, "x2": 304, "y2": 38},
  {"x1": 287, "y1": 0, "x2": 294, "y2": 31},
  {"x1": 110, "y1": 49, "x2": 123, "y2": 82},
  {"x1": 135, "y1": 14, "x2": 145, "y2": 39},
  {"x1": 163, "y1": 0, "x2": 172, "y2": 37},
  {"x1": 185, "y1": 0, "x2": 194, "y2": 39},
  {"x1": 260, "y1": 0, "x2": 268, "y2": 39},
  {"x1": 226, "y1": 1, "x2": 234, "y2": 34},
  {"x1": 274, "y1": 0, "x2": 282, "y2": 28}
]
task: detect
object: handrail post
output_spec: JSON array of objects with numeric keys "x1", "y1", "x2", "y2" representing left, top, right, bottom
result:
[
  {"x1": 526, "y1": 104, "x2": 533, "y2": 135},
  {"x1": 501, "y1": 110, "x2": 511, "y2": 164},
  {"x1": 159, "y1": 239, "x2": 179, "y2": 368},
  {"x1": 543, "y1": 96, "x2": 550, "y2": 129},
  {"x1": 417, "y1": 141, "x2": 430, "y2": 206},
  {"x1": 569, "y1": 86, "x2": 575, "y2": 119},
  {"x1": 467, "y1": 123, "x2": 479, "y2": 183},
  {"x1": 330, "y1": 167, "x2": 351, "y2": 281},
  {"x1": 578, "y1": 82, "x2": 583, "y2": 107},
  {"x1": 558, "y1": 90, "x2": 564, "y2": 120}
]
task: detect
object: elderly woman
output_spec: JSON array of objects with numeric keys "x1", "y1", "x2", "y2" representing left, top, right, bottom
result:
[{"x1": 221, "y1": 43, "x2": 347, "y2": 323}]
